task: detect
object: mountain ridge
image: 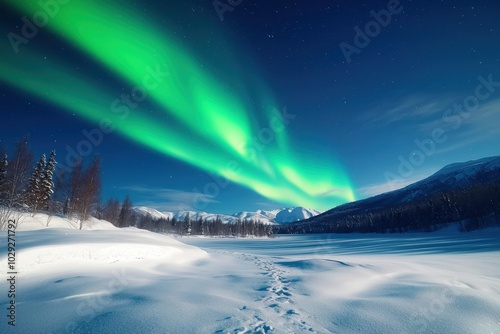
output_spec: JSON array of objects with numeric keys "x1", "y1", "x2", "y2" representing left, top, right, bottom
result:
[
  {"x1": 133, "y1": 206, "x2": 321, "y2": 225},
  {"x1": 278, "y1": 155, "x2": 500, "y2": 233},
  {"x1": 326, "y1": 155, "x2": 500, "y2": 215}
]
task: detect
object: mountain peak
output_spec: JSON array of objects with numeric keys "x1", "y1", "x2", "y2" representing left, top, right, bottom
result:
[
  {"x1": 134, "y1": 206, "x2": 321, "y2": 225},
  {"x1": 278, "y1": 155, "x2": 500, "y2": 234}
]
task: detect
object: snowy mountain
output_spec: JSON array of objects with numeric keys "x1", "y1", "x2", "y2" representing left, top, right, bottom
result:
[
  {"x1": 279, "y1": 155, "x2": 500, "y2": 233},
  {"x1": 233, "y1": 207, "x2": 321, "y2": 224},
  {"x1": 132, "y1": 206, "x2": 168, "y2": 220},
  {"x1": 133, "y1": 207, "x2": 239, "y2": 223},
  {"x1": 332, "y1": 155, "x2": 500, "y2": 214},
  {"x1": 274, "y1": 207, "x2": 321, "y2": 223},
  {"x1": 133, "y1": 206, "x2": 321, "y2": 225},
  {"x1": 396, "y1": 155, "x2": 500, "y2": 203}
]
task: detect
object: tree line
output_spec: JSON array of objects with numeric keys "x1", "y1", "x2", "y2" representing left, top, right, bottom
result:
[
  {"x1": 0, "y1": 136, "x2": 157, "y2": 230},
  {"x1": 277, "y1": 178, "x2": 500, "y2": 234},
  {"x1": 0, "y1": 136, "x2": 274, "y2": 237},
  {"x1": 136, "y1": 213, "x2": 273, "y2": 237}
]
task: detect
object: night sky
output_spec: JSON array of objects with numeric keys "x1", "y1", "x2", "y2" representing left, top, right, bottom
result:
[{"x1": 1, "y1": 0, "x2": 499, "y2": 214}]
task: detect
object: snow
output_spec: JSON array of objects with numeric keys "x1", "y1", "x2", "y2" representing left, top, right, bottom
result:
[
  {"x1": 10, "y1": 212, "x2": 117, "y2": 231},
  {"x1": 433, "y1": 155, "x2": 500, "y2": 178},
  {"x1": 408, "y1": 155, "x2": 500, "y2": 192},
  {"x1": 1, "y1": 212, "x2": 500, "y2": 333},
  {"x1": 134, "y1": 206, "x2": 322, "y2": 225},
  {"x1": 133, "y1": 206, "x2": 251, "y2": 224},
  {"x1": 232, "y1": 210, "x2": 280, "y2": 224},
  {"x1": 131, "y1": 206, "x2": 168, "y2": 221},
  {"x1": 274, "y1": 207, "x2": 320, "y2": 223}
]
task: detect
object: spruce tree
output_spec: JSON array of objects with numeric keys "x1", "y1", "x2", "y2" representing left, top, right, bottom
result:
[
  {"x1": 0, "y1": 154, "x2": 8, "y2": 204},
  {"x1": 118, "y1": 195, "x2": 133, "y2": 227},
  {"x1": 183, "y1": 213, "x2": 192, "y2": 236},
  {"x1": 103, "y1": 198, "x2": 121, "y2": 226},
  {"x1": 25, "y1": 154, "x2": 46, "y2": 210},
  {"x1": 266, "y1": 223, "x2": 274, "y2": 237},
  {"x1": 40, "y1": 150, "x2": 56, "y2": 210},
  {"x1": 198, "y1": 217, "x2": 204, "y2": 236},
  {"x1": 0, "y1": 154, "x2": 7, "y2": 182},
  {"x1": 63, "y1": 197, "x2": 70, "y2": 215}
]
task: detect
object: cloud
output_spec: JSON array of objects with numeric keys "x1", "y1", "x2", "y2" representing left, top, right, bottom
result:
[
  {"x1": 360, "y1": 98, "x2": 500, "y2": 200},
  {"x1": 121, "y1": 186, "x2": 219, "y2": 212},
  {"x1": 359, "y1": 91, "x2": 500, "y2": 155},
  {"x1": 357, "y1": 94, "x2": 456, "y2": 128},
  {"x1": 423, "y1": 98, "x2": 500, "y2": 154},
  {"x1": 132, "y1": 200, "x2": 193, "y2": 212}
]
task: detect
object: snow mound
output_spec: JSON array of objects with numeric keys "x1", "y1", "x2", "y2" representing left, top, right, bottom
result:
[
  {"x1": 0, "y1": 211, "x2": 207, "y2": 274},
  {"x1": 8, "y1": 211, "x2": 117, "y2": 231},
  {"x1": 9, "y1": 229, "x2": 206, "y2": 273}
]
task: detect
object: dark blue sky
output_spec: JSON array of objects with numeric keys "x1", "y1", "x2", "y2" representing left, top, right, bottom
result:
[{"x1": 1, "y1": 0, "x2": 499, "y2": 214}]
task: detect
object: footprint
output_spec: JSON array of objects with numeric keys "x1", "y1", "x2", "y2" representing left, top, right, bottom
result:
[
  {"x1": 224, "y1": 252, "x2": 320, "y2": 333},
  {"x1": 277, "y1": 296, "x2": 291, "y2": 302},
  {"x1": 274, "y1": 289, "x2": 291, "y2": 297}
]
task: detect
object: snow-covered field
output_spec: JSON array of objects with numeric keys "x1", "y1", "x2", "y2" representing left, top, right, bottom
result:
[{"x1": 1, "y1": 213, "x2": 499, "y2": 333}]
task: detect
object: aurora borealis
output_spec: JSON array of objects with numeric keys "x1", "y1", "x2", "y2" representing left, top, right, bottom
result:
[
  {"x1": 1, "y1": 1, "x2": 499, "y2": 213},
  {"x1": 1, "y1": 0, "x2": 354, "y2": 211}
]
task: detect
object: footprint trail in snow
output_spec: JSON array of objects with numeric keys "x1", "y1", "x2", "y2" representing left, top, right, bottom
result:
[{"x1": 213, "y1": 251, "x2": 325, "y2": 334}]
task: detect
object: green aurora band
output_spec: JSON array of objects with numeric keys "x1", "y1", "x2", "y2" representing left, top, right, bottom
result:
[{"x1": 2, "y1": 0, "x2": 355, "y2": 211}]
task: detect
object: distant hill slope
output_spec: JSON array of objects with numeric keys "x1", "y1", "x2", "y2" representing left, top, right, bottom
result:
[{"x1": 277, "y1": 156, "x2": 500, "y2": 234}]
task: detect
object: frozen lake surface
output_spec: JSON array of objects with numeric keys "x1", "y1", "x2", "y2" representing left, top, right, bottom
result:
[{"x1": 183, "y1": 230, "x2": 500, "y2": 255}]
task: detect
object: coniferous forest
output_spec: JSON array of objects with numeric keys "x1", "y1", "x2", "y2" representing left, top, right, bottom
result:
[
  {"x1": 277, "y1": 178, "x2": 500, "y2": 234},
  {"x1": 3, "y1": 136, "x2": 499, "y2": 236},
  {"x1": 0, "y1": 136, "x2": 272, "y2": 237}
]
